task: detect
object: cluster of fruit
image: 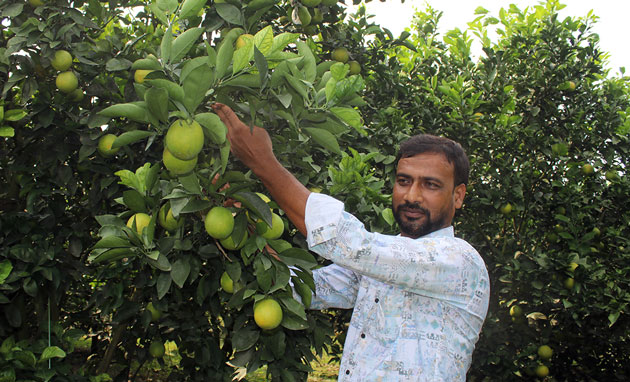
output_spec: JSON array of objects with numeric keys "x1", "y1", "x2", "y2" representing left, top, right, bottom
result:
[
  {"x1": 51, "y1": 50, "x2": 84, "y2": 101},
  {"x1": 284, "y1": 0, "x2": 338, "y2": 36}
]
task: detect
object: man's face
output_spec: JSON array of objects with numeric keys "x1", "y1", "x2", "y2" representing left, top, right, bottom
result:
[{"x1": 392, "y1": 152, "x2": 466, "y2": 239}]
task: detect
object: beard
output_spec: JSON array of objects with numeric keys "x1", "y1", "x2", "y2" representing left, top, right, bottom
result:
[{"x1": 393, "y1": 201, "x2": 450, "y2": 239}]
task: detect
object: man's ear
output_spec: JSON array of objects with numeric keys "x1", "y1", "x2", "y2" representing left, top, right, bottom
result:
[{"x1": 453, "y1": 183, "x2": 466, "y2": 209}]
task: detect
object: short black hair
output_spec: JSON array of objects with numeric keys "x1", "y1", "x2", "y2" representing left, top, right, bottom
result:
[{"x1": 396, "y1": 134, "x2": 470, "y2": 186}]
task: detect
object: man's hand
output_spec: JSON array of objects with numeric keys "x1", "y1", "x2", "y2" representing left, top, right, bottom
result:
[
  {"x1": 212, "y1": 103, "x2": 276, "y2": 175},
  {"x1": 212, "y1": 103, "x2": 311, "y2": 236}
]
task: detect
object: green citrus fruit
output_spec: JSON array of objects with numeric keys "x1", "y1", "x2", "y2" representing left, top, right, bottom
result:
[
  {"x1": 297, "y1": 6, "x2": 312, "y2": 26},
  {"x1": 235, "y1": 34, "x2": 254, "y2": 49},
  {"x1": 158, "y1": 203, "x2": 183, "y2": 232},
  {"x1": 126, "y1": 213, "x2": 151, "y2": 235},
  {"x1": 311, "y1": 7, "x2": 323, "y2": 23},
  {"x1": 564, "y1": 277, "x2": 575, "y2": 289},
  {"x1": 254, "y1": 298, "x2": 283, "y2": 330},
  {"x1": 51, "y1": 50, "x2": 73, "y2": 71},
  {"x1": 256, "y1": 212, "x2": 284, "y2": 240},
  {"x1": 165, "y1": 119, "x2": 205, "y2": 161},
  {"x1": 592, "y1": 227, "x2": 601, "y2": 236},
  {"x1": 535, "y1": 365, "x2": 549, "y2": 378},
  {"x1": 162, "y1": 148, "x2": 197, "y2": 175},
  {"x1": 500, "y1": 203, "x2": 512, "y2": 215},
  {"x1": 204, "y1": 206, "x2": 234, "y2": 240},
  {"x1": 147, "y1": 302, "x2": 162, "y2": 322},
  {"x1": 220, "y1": 230, "x2": 247, "y2": 251},
  {"x1": 605, "y1": 170, "x2": 619, "y2": 182},
  {"x1": 56, "y1": 71, "x2": 78, "y2": 93},
  {"x1": 220, "y1": 271, "x2": 235, "y2": 293},
  {"x1": 567, "y1": 81, "x2": 576, "y2": 91},
  {"x1": 149, "y1": 340, "x2": 165, "y2": 358},
  {"x1": 509, "y1": 305, "x2": 523, "y2": 317},
  {"x1": 134, "y1": 69, "x2": 153, "y2": 84},
  {"x1": 582, "y1": 163, "x2": 594, "y2": 175},
  {"x1": 538, "y1": 345, "x2": 553, "y2": 360},
  {"x1": 97, "y1": 134, "x2": 119, "y2": 157},
  {"x1": 551, "y1": 142, "x2": 568, "y2": 156},
  {"x1": 348, "y1": 60, "x2": 361, "y2": 75},
  {"x1": 568, "y1": 262, "x2": 579, "y2": 272},
  {"x1": 332, "y1": 47, "x2": 349, "y2": 63},
  {"x1": 69, "y1": 88, "x2": 84, "y2": 102}
]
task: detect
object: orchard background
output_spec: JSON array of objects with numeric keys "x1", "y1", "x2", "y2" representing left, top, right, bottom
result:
[{"x1": 1, "y1": 0, "x2": 629, "y2": 380}]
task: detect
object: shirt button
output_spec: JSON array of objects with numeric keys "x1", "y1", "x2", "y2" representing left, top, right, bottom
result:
[
  {"x1": 374, "y1": 298, "x2": 379, "y2": 303},
  {"x1": 360, "y1": 333, "x2": 366, "y2": 339},
  {"x1": 346, "y1": 370, "x2": 350, "y2": 375}
]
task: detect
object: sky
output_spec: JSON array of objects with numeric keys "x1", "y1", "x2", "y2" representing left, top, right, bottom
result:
[{"x1": 347, "y1": 0, "x2": 628, "y2": 75}]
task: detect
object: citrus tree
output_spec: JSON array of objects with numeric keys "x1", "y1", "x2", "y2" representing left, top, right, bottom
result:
[
  {"x1": 351, "y1": 1, "x2": 630, "y2": 380},
  {"x1": 0, "y1": 0, "x2": 377, "y2": 380}
]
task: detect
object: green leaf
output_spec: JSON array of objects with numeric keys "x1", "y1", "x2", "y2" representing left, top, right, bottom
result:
[
  {"x1": 0, "y1": 260, "x2": 12, "y2": 284},
  {"x1": 157, "y1": 272, "x2": 172, "y2": 299},
  {"x1": 111, "y1": 130, "x2": 154, "y2": 149},
  {"x1": 232, "y1": 191, "x2": 272, "y2": 227},
  {"x1": 330, "y1": 106, "x2": 363, "y2": 131},
  {"x1": 254, "y1": 25, "x2": 274, "y2": 56},
  {"x1": 231, "y1": 328, "x2": 259, "y2": 351},
  {"x1": 180, "y1": 198, "x2": 213, "y2": 213},
  {"x1": 3, "y1": 109, "x2": 27, "y2": 122},
  {"x1": 98, "y1": 103, "x2": 148, "y2": 123},
  {"x1": 0, "y1": 126, "x2": 14, "y2": 137},
  {"x1": 183, "y1": 63, "x2": 213, "y2": 114},
  {"x1": 277, "y1": 248, "x2": 317, "y2": 269},
  {"x1": 161, "y1": 25, "x2": 173, "y2": 63},
  {"x1": 92, "y1": 236, "x2": 131, "y2": 249},
  {"x1": 279, "y1": 296, "x2": 306, "y2": 320},
  {"x1": 195, "y1": 112, "x2": 227, "y2": 145},
  {"x1": 296, "y1": 41, "x2": 316, "y2": 83},
  {"x1": 271, "y1": 33, "x2": 299, "y2": 53},
  {"x1": 171, "y1": 28, "x2": 205, "y2": 63},
  {"x1": 215, "y1": 41, "x2": 235, "y2": 80},
  {"x1": 179, "y1": 173, "x2": 202, "y2": 195},
  {"x1": 145, "y1": 87, "x2": 169, "y2": 123},
  {"x1": 215, "y1": 3, "x2": 244, "y2": 25},
  {"x1": 171, "y1": 258, "x2": 191, "y2": 288},
  {"x1": 304, "y1": 127, "x2": 341, "y2": 154},
  {"x1": 284, "y1": 73, "x2": 308, "y2": 100},
  {"x1": 180, "y1": 0, "x2": 207, "y2": 19},
  {"x1": 254, "y1": 256, "x2": 272, "y2": 292},
  {"x1": 40, "y1": 346, "x2": 66, "y2": 362},
  {"x1": 145, "y1": 79, "x2": 185, "y2": 103},
  {"x1": 330, "y1": 62, "x2": 348, "y2": 81},
  {"x1": 157, "y1": 0, "x2": 178, "y2": 12},
  {"x1": 131, "y1": 57, "x2": 162, "y2": 71},
  {"x1": 122, "y1": 190, "x2": 147, "y2": 212},
  {"x1": 105, "y1": 58, "x2": 132, "y2": 71}
]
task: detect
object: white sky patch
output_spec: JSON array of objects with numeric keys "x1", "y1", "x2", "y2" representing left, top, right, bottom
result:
[{"x1": 348, "y1": 0, "x2": 629, "y2": 75}]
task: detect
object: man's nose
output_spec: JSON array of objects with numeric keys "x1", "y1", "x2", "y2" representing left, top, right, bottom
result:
[{"x1": 405, "y1": 183, "x2": 423, "y2": 204}]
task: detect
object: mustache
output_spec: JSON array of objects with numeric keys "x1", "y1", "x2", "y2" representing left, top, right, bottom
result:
[{"x1": 397, "y1": 202, "x2": 429, "y2": 214}]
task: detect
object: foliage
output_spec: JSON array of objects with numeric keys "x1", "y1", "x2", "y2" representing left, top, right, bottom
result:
[{"x1": 2, "y1": 0, "x2": 630, "y2": 381}]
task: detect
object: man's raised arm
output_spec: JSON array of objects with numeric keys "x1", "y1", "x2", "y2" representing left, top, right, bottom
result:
[{"x1": 212, "y1": 103, "x2": 311, "y2": 236}]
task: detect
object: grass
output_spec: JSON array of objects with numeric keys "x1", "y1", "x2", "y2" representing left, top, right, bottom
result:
[{"x1": 247, "y1": 350, "x2": 339, "y2": 382}]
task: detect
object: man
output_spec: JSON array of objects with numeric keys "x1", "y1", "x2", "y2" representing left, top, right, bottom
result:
[{"x1": 212, "y1": 103, "x2": 490, "y2": 381}]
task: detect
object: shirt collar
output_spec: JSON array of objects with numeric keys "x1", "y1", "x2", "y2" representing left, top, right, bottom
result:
[
  {"x1": 399, "y1": 226, "x2": 454, "y2": 240},
  {"x1": 421, "y1": 226, "x2": 454, "y2": 239}
]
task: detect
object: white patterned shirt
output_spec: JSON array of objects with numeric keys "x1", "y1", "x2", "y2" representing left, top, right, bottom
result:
[{"x1": 304, "y1": 193, "x2": 490, "y2": 382}]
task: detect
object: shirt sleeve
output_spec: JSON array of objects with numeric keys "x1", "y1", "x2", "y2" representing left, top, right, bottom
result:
[
  {"x1": 309, "y1": 263, "x2": 360, "y2": 310},
  {"x1": 305, "y1": 193, "x2": 488, "y2": 312}
]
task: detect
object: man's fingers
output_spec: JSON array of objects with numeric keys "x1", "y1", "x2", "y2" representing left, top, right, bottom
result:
[{"x1": 212, "y1": 103, "x2": 244, "y2": 132}]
